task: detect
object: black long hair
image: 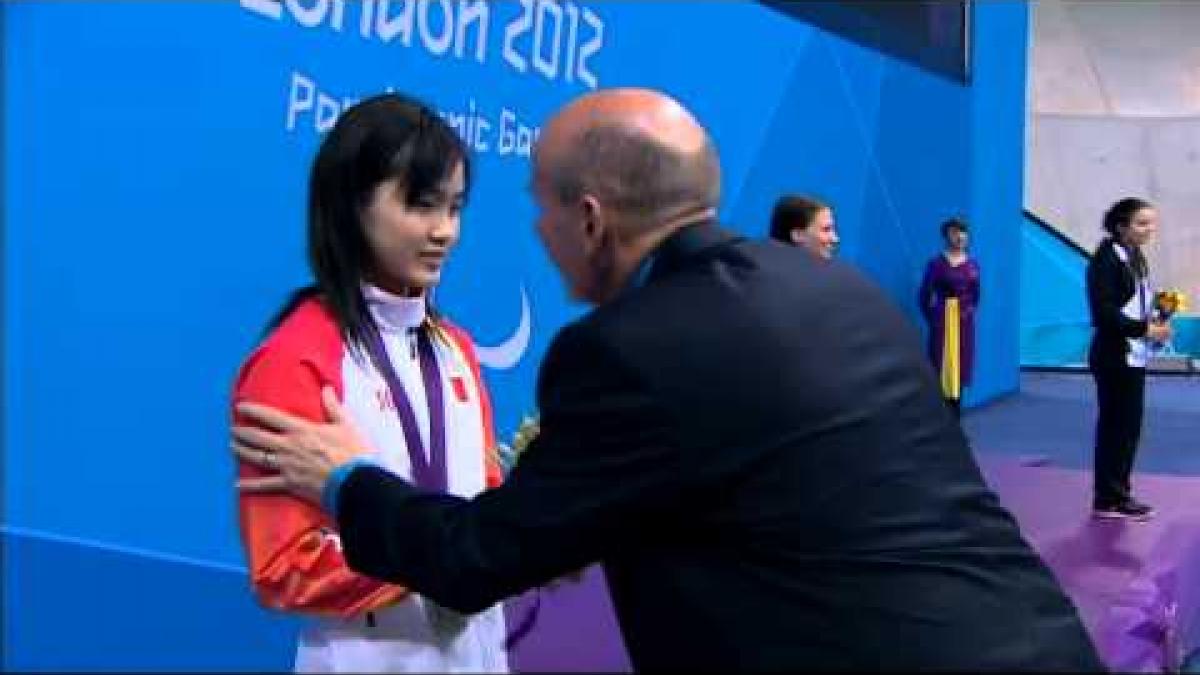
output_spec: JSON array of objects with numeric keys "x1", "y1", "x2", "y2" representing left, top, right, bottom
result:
[
  {"x1": 1101, "y1": 197, "x2": 1153, "y2": 278},
  {"x1": 266, "y1": 93, "x2": 471, "y2": 347}
]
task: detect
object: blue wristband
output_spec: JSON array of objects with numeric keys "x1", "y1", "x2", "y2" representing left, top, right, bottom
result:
[{"x1": 322, "y1": 457, "x2": 378, "y2": 518}]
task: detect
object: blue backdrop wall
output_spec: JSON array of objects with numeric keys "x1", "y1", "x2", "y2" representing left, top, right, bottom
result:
[
  {"x1": 1020, "y1": 214, "x2": 1092, "y2": 367},
  {"x1": 2, "y1": 1, "x2": 1028, "y2": 669}
]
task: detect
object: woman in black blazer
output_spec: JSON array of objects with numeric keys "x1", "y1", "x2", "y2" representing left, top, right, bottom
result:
[{"x1": 1086, "y1": 197, "x2": 1171, "y2": 520}]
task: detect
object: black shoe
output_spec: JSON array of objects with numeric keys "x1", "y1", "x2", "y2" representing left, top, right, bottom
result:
[{"x1": 1093, "y1": 499, "x2": 1155, "y2": 521}]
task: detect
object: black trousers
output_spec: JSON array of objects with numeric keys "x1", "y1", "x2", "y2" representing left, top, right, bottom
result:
[{"x1": 1092, "y1": 364, "x2": 1146, "y2": 508}]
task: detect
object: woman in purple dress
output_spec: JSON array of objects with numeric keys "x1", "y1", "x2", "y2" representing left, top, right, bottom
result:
[{"x1": 919, "y1": 218, "x2": 980, "y2": 417}]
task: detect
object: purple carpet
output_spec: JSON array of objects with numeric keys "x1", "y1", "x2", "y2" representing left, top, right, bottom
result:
[
  {"x1": 505, "y1": 566, "x2": 632, "y2": 672},
  {"x1": 978, "y1": 456, "x2": 1200, "y2": 672}
]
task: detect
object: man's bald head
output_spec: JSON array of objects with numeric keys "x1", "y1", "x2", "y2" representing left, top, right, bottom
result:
[{"x1": 535, "y1": 88, "x2": 721, "y2": 233}]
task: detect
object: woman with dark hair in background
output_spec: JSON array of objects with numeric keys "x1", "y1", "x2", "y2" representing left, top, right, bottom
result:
[
  {"x1": 919, "y1": 217, "x2": 980, "y2": 417},
  {"x1": 1086, "y1": 197, "x2": 1171, "y2": 521},
  {"x1": 768, "y1": 194, "x2": 839, "y2": 259},
  {"x1": 230, "y1": 94, "x2": 508, "y2": 672}
]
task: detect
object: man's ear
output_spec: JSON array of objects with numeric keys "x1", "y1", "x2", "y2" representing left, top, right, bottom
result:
[
  {"x1": 789, "y1": 227, "x2": 805, "y2": 246},
  {"x1": 580, "y1": 194, "x2": 609, "y2": 255}
]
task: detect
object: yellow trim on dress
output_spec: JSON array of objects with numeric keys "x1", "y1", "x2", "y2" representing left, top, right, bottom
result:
[{"x1": 941, "y1": 298, "x2": 961, "y2": 401}]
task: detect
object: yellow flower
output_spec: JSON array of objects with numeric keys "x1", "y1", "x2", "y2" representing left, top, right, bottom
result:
[{"x1": 1154, "y1": 289, "x2": 1189, "y2": 316}]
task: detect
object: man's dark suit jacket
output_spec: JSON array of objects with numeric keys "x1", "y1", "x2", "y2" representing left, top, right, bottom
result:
[{"x1": 337, "y1": 223, "x2": 1103, "y2": 670}]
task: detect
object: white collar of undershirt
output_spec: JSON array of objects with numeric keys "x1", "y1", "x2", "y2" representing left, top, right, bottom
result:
[{"x1": 362, "y1": 283, "x2": 426, "y2": 333}]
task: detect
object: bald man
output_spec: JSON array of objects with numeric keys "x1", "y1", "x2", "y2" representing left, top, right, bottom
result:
[{"x1": 234, "y1": 89, "x2": 1102, "y2": 670}]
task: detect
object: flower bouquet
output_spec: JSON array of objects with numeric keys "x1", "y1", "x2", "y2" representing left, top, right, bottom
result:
[
  {"x1": 1150, "y1": 289, "x2": 1188, "y2": 355},
  {"x1": 1153, "y1": 289, "x2": 1188, "y2": 320},
  {"x1": 492, "y1": 414, "x2": 540, "y2": 476}
]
